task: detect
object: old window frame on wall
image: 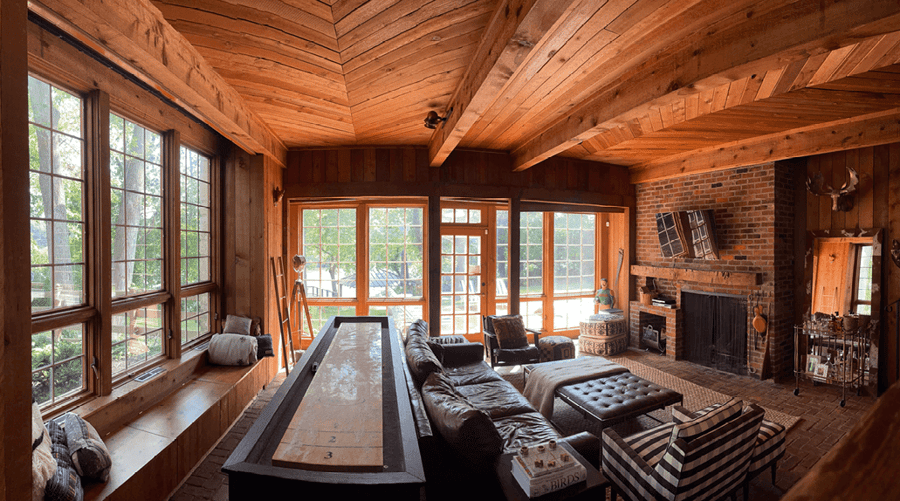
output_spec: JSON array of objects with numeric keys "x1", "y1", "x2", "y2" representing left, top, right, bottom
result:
[{"x1": 27, "y1": 65, "x2": 221, "y2": 413}]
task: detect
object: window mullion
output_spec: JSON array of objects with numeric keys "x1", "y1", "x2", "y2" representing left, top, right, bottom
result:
[
  {"x1": 164, "y1": 130, "x2": 182, "y2": 359},
  {"x1": 86, "y1": 89, "x2": 112, "y2": 396},
  {"x1": 358, "y1": 204, "x2": 369, "y2": 316}
]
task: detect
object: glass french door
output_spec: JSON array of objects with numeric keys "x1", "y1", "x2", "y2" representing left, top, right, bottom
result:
[{"x1": 440, "y1": 229, "x2": 484, "y2": 337}]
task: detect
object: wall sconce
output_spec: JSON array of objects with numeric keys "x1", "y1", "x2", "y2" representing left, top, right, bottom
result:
[
  {"x1": 806, "y1": 165, "x2": 858, "y2": 212},
  {"x1": 273, "y1": 186, "x2": 284, "y2": 206},
  {"x1": 424, "y1": 107, "x2": 453, "y2": 129}
]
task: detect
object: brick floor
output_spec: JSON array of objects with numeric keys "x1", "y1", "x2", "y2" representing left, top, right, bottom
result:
[{"x1": 169, "y1": 349, "x2": 875, "y2": 500}]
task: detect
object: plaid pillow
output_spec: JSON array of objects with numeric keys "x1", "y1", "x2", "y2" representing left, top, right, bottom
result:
[{"x1": 491, "y1": 315, "x2": 528, "y2": 349}]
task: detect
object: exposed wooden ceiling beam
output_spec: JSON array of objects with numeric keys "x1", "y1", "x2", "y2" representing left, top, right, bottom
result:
[
  {"x1": 511, "y1": 0, "x2": 900, "y2": 172},
  {"x1": 629, "y1": 107, "x2": 900, "y2": 184},
  {"x1": 28, "y1": 0, "x2": 287, "y2": 167},
  {"x1": 427, "y1": 0, "x2": 582, "y2": 167}
]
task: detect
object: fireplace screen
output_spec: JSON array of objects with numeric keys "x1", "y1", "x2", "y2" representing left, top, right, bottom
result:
[{"x1": 682, "y1": 292, "x2": 748, "y2": 375}]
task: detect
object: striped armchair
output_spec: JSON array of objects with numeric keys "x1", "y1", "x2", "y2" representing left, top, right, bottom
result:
[
  {"x1": 601, "y1": 398, "x2": 764, "y2": 501},
  {"x1": 673, "y1": 402, "x2": 786, "y2": 487}
]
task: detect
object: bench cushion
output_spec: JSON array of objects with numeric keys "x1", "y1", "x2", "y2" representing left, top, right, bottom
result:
[{"x1": 456, "y1": 380, "x2": 536, "y2": 419}]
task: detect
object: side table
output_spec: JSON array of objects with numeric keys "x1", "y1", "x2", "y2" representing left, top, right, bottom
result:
[
  {"x1": 495, "y1": 441, "x2": 608, "y2": 501},
  {"x1": 579, "y1": 315, "x2": 627, "y2": 356}
]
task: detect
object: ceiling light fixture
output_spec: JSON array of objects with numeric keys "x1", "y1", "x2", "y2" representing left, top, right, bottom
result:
[{"x1": 424, "y1": 107, "x2": 453, "y2": 129}]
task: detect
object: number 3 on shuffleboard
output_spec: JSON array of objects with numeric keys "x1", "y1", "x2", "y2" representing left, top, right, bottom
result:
[{"x1": 325, "y1": 451, "x2": 333, "y2": 459}]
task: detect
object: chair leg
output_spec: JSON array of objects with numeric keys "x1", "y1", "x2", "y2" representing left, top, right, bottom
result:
[{"x1": 771, "y1": 463, "x2": 777, "y2": 485}]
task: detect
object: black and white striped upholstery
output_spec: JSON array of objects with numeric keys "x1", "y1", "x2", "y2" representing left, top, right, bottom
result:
[
  {"x1": 602, "y1": 398, "x2": 764, "y2": 501},
  {"x1": 673, "y1": 402, "x2": 786, "y2": 482}
]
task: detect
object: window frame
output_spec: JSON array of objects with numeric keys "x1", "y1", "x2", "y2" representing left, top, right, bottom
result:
[{"x1": 27, "y1": 70, "x2": 221, "y2": 412}]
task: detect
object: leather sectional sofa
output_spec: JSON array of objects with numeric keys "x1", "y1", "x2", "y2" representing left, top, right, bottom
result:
[{"x1": 402, "y1": 319, "x2": 598, "y2": 500}]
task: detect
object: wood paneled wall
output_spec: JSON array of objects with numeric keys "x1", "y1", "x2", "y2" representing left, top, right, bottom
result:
[
  {"x1": 284, "y1": 148, "x2": 634, "y2": 207},
  {"x1": 1, "y1": 1, "x2": 32, "y2": 498},
  {"x1": 222, "y1": 148, "x2": 283, "y2": 376},
  {"x1": 805, "y1": 145, "x2": 900, "y2": 391}
]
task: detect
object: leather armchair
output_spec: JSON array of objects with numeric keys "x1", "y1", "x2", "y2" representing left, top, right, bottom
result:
[{"x1": 482, "y1": 314, "x2": 541, "y2": 368}]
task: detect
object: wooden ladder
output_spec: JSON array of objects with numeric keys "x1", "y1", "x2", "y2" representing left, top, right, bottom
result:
[{"x1": 270, "y1": 256, "x2": 296, "y2": 375}]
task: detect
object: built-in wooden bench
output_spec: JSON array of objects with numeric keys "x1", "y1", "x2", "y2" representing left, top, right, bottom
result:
[{"x1": 70, "y1": 348, "x2": 276, "y2": 501}]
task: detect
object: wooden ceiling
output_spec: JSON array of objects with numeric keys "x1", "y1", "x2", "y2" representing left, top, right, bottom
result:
[{"x1": 28, "y1": 0, "x2": 900, "y2": 182}]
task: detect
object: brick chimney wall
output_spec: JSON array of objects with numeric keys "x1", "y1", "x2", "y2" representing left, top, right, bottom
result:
[{"x1": 633, "y1": 162, "x2": 796, "y2": 379}]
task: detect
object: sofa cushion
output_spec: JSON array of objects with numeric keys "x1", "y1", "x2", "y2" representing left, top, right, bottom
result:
[
  {"x1": 672, "y1": 397, "x2": 742, "y2": 441},
  {"x1": 620, "y1": 422, "x2": 676, "y2": 468},
  {"x1": 491, "y1": 411, "x2": 561, "y2": 454},
  {"x1": 456, "y1": 381, "x2": 535, "y2": 419},
  {"x1": 421, "y1": 372, "x2": 503, "y2": 465},
  {"x1": 491, "y1": 315, "x2": 528, "y2": 349},
  {"x1": 223, "y1": 314, "x2": 252, "y2": 336},
  {"x1": 495, "y1": 345, "x2": 541, "y2": 365},
  {"x1": 405, "y1": 334, "x2": 444, "y2": 386},
  {"x1": 208, "y1": 333, "x2": 258, "y2": 366},
  {"x1": 32, "y1": 400, "x2": 57, "y2": 501},
  {"x1": 443, "y1": 361, "x2": 505, "y2": 386},
  {"x1": 63, "y1": 413, "x2": 112, "y2": 482}
]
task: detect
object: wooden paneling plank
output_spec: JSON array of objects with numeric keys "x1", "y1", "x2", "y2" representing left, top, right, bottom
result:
[
  {"x1": 887, "y1": 142, "x2": 900, "y2": 388},
  {"x1": 829, "y1": 151, "x2": 846, "y2": 230},
  {"x1": 858, "y1": 147, "x2": 875, "y2": 229},
  {"x1": 873, "y1": 144, "x2": 890, "y2": 230},
  {"x1": 806, "y1": 155, "x2": 820, "y2": 231},
  {"x1": 844, "y1": 149, "x2": 860, "y2": 229},
  {"x1": 725, "y1": 77, "x2": 749, "y2": 108}
]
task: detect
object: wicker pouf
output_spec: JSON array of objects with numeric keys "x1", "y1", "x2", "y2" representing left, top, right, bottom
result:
[
  {"x1": 579, "y1": 314, "x2": 628, "y2": 356},
  {"x1": 538, "y1": 336, "x2": 576, "y2": 362}
]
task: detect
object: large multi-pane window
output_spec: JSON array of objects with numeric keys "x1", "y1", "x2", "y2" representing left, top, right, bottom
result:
[
  {"x1": 298, "y1": 203, "x2": 425, "y2": 335},
  {"x1": 28, "y1": 71, "x2": 219, "y2": 409},
  {"x1": 28, "y1": 76, "x2": 87, "y2": 406},
  {"x1": 110, "y1": 114, "x2": 163, "y2": 297},
  {"x1": 180, "y1": 146, "x2": 211, "y2": 286},
  {"x1": 494, "y1": 210, "x2": 599, "y2": 334}
]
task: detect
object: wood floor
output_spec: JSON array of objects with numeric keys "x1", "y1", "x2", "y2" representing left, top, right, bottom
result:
[{"x1": 169, "y1": 349, "x2": 875, "y2": 501}]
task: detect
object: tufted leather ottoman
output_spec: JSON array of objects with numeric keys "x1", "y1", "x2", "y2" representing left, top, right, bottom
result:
[
  {"x1": 538, "y1": 336, "x2": 576, "y2": 362},
  {"x1": 556, "y1": 372, "x2": 683, "y2": 427}
]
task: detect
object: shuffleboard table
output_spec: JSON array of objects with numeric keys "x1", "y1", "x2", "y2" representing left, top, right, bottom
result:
[{"x1": 223, "y1": 316, "x2": 425, "y2": 499}]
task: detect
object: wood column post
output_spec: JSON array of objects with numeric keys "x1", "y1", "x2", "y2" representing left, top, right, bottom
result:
[
  {"x1": 509, "y1": 197, "x2": 521, "y2": 315},
  {"x1": 428, "y1": 195, "x2": 441, "y2": 335},
  {"x1": 1, "y1": 0, "x2": 33, "y2": 497}
]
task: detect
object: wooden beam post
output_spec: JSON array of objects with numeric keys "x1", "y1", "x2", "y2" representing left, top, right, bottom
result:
[
  {"x1": 509, "y1": 196, "x2": 521, "y2": 315},
  {"x1": 512, "y1": 0, "x2": 900, "y2": 172},
  {"x1": 164, "y1": 130, "x2": 182, "y2": 358},
  {"x1": 1, "y1": 0, "x2": 33, "y2": 498},
  {"x1": 427, "y1": 0, "x2": 581, "y2": 167},
  {"x1": 428, "y1": 195, "x2": 441, "y2": 334}
]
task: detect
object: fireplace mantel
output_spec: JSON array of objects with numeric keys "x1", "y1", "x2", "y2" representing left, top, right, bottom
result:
[{"x1": 631, "y1": 265, "x2": 761, "y2": 288}]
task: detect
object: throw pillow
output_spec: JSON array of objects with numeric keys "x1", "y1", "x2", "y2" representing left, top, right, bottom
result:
[
  {"x1": 63, "y1": 413, "x2": 112, "y2": 482},
  {"x1": 672, "y1": 397, "x2": 743, "y2": 441},
  {"x1": 32, "y1": 400, "x2": 57, "y2": 501},
  {"x1": 491, "y1": 315, "x2": 528, "y2": 349},
  {"x1": 223, "y1": 314, "x2": 252, "y2": 336},
  {"x1": 256, "y1": 334, "x2": 274, "y2": 358},
  {"x1": 421, "y1": 372, "x2": 503, "y2": 466},
  {"x1": 45, "y1": 421, "x2": 84, "y2": 501},
  {"x1": 208, "y1": 333, "x2": 259, "y2": 365}
]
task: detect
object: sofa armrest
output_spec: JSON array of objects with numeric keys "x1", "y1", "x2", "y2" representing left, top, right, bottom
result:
[
  {"x1": 601, "y1": 428, "x2": 655, "y2": 494},
  {"x1": 525, "y1": 328, "x2": 540, "y2": 345},
  {"x1": 436, "y1": 342, "x2": 485, "y2": 366},
  {"x1": 671, "y1": 404, "x2": 698, "y2": 424},
  {"x1": 559, "y1": 432, "x2": 600, "y2": 469}
]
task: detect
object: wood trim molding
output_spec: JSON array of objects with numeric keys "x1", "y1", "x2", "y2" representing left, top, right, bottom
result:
[
  {"x1": 630, "y1": 264, "x2": 762, "y2": 288},
  {"x1": 27, "y1": 0, "x2": 287, "y2": 167}
]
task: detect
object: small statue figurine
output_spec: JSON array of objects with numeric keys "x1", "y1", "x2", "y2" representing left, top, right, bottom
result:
[{"x1": 595, "y1": 277, "x2": 615, "y2": 309}]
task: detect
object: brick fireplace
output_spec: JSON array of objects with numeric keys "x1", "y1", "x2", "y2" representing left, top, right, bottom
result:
[{"x1": 630, "y1": 162, "x2": 796, "y2": 379}]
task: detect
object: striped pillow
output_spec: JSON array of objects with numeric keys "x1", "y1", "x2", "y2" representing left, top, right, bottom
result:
[{"x1": 672, "y1": 398, "x2": 742, "y2": 441}]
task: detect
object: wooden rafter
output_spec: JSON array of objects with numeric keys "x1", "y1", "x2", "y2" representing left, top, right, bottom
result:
[
  {"x1": 629, "y1": 107, "x2": 900, "y2": 184},
  {"x1": 511, "y1": 0, "x2": 900, "y2": 172},
  {"x1": 427, "y1": 0, "x2": 582, "y2": 167},
  {"x1": 28, "y1": 0, "x2": 288, "y2": 167}
]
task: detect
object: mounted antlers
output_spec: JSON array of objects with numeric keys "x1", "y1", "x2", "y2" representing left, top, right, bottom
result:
[{"x1": 806, "y1": 165, "x2": 859, "y2": 212}]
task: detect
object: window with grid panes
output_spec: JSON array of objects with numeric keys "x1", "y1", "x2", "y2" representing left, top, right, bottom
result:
[
  {"x1": 111, "y1": 305, "x2": 164, "y2": 376},
  {"x1": 302, "y1": 208, "x2": 357, "y2": 299},
  {"x1": 853, "y1": 245, "x2": 874, "y2": 315},
  {"x1": 553, "y1": 213, "x2": 596, "y2": 330},
  {"x1": 28, "y1": 76, "x2": 88, "y2": 406},
  {"x1": 110, "y1": 114, "x2": 164, "y2": 297},
  {"x1": 368, "y1": 207, "x2": 424, "y2": 299},
  {"x1": 180, "y1": 146, "x2": 211, "y2": 286}
]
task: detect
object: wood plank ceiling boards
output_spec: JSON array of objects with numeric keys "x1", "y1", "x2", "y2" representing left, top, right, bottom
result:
[{"x1": 25, "y1": 0, "x2": 900, "y2": 181}]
